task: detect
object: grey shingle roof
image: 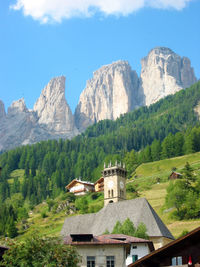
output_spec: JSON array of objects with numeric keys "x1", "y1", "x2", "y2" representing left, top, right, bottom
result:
[{"x1": 60, "y1": 198, "x2": 174, "y2": 240}]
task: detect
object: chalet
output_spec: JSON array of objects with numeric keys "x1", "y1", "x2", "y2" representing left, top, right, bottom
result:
[
  {"x1": 66, "y1": 179, "x2": 94, "y2": 195},
  {"x1": 94, "y1": 177, "x2": 104, "y2": 192},
  {"x1": 0, "y1": 245, "x2": 8, "y2": 261},
  {"x1": 128, "y1": 226, "x2": 200, "y2": 267},
  {"x1": 64, "y1": 234, "x2": 154, "y2": 267},
  {"x1": 61, "y1": 164, "x2": 174, "y2": 250},
  {"x1": 169, "y1": 172, "x2": 183, "y2": 180}
]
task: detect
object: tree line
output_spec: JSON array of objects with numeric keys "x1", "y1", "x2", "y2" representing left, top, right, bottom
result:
[{"x1": 0, "y1": 81, "x2": 200, "y2": 236}]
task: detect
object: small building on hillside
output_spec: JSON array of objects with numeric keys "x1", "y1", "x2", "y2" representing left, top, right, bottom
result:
[
  {"x1": 64, "y1": 234, "x2": 154, "y2": 267},
  {"x1": 128, "y1": 226, "x2": 200, "y2": 267},
  {"x1": 169, "y1": 172, "x2": 183, "y2": 180},
  {"x1": 66, "y1": 179, "x2": 94, "y2": 195},
  {"x1": 94, "y1": 177, "x2": 104, "y2": 192},
  {"x1": 0, "y1": 245, "x2": 8, "y2": 261}
]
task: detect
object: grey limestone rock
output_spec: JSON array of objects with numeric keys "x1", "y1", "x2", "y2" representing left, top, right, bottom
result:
[
  {"x1": 0, "y1": 99, "x2": 38, "y2": 151},
  {"x1": 140, "y1": 47, "x2": 197, "y2": 106},
  {"x1": 0, "y1": 77, "x2": 79, "y2": 151},
  {"x1": 0, "y1": 100, "x2": 6, "y2": 120},
  {"x1": 0, "y1": 47, "x2": 197, "y2": 151},
  {"x1": 34, "y1": 76, "x2": 78, "y2": 135},
  {"x1": 75, "y1": 60, "x2": 140, "y2": 131}
]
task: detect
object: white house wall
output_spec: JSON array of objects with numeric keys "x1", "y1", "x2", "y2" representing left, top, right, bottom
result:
[
  {"x1": 126, "y1": 243, "x2": 150, "y2": 266},
  {"x1": 70, "y1": 184, "x2": 84, "y2": 193}
]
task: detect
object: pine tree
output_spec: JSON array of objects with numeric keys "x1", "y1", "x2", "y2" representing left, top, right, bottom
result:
[{"x1": 7, "y1": 218, "x2": 18, "y2": 238}]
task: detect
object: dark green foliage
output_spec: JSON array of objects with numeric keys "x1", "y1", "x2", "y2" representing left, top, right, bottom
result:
[
  {"x1": 64, "y1": 192, "x2": 76, "y2": 202},
  {"x1": 46, "y1": 198, "x2": 56, "y2": 211},
  {"x1": 112, "y1": 221, "x2": 123, "y2": 234},
  {"x1": 7, "y1": 219, "x2": 18, "y2": 238},
  {"x1": 134, "y1": 222, "x2": 149, "y2": 240},
  {"x1": 165, "y1": 162, "x2": 200, "y2": 220},
  {"x1": 178, "y1": 229, "x2": 189, "y2": 238},
  {"x1": 0, "y1": 203, "x2": 18, "y2": 237},
  {"x1": 0, "y1": 82, "x2": 200, "y2": 235},
  {"x1": 75, "y1": 197, "x2": 88, "y2": 214},
  {"x1": 0, "y1": 234, "x2": 80, "y2": 267},
  {"x1": 17, "y1": 207, "x2": 28, "y2": 221},
  {"x1": 126, "y1": 183, "x2": 139, "y2": 198},
  {"x1": 90, "y1": 192, "x2": 102, "y2": 200},
  {"x1": 181, "y1": 161, "x2": 196, "y2": 186},
  {"x1": 41, "y1": 211, "x2": 48, "y2": 218},
  {"x1": 124, "y1": 150, "x2": 138, "y2": 177},
  {"x1": 111, "y1": 218, "x2": 148, "y2": 239}
]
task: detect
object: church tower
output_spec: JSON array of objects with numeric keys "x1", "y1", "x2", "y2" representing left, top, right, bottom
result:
[{"x1": 102, "y1": 162, "x2": 127, "y2": 206}]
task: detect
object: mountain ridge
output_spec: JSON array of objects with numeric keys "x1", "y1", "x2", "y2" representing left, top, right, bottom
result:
[{"x1": 0, "y1": 47, "x2": 197, "y2": 151}]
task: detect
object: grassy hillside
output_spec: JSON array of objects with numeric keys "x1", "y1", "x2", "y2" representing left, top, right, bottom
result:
[
  {"x1": 140, "y1": 182, "x2": 200, "y2": 238},
  {"x1": 131, "y1": 152, "x2": 200, "y2": 237},
  {"x1": 134, "y1": 151, "x2": 200, "y2": 178},
  {"x1": 130, "y1": 151, "x2": 200, "y2": 191},
  {"x1": 3, "y1": 151, "x2": 200, "y2": 242}
]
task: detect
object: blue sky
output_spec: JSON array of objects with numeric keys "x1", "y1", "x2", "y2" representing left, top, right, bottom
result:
[{"x1": 0, "y1": 0, "x2": 200, "y2": 113}]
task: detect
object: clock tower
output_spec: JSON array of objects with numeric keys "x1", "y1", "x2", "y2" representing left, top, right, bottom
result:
[{"x1": 102, "y1": 162, "x2": 127, "y2": 206}]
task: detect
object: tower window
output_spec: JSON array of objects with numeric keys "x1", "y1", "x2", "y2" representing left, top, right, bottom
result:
[
  {"x1": 108, "y1": 190, "x2": 110, "y2": 198},
  {"x1": 111, "y1": 189, "x2": 114, "y2": 197}
]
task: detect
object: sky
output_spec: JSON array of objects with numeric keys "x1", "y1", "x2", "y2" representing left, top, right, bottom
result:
[{"x1": 0, "y1": 0, "x2": 200, "y2": 113}]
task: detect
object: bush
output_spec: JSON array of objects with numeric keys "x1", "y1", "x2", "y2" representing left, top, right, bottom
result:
[
  {"x1": 41, "y1": 211, "x2": 48, "y2": 218},
  {"x1": 90, "y1": 192, "x2": 101, "y2": 200},
  {"x1": 0, "y1": 234, "x2": 80, "y2": 267},
  {"x1": 88, "y1": 203, "x2": 103, "y2": 213},
  {"x1": 75, "y1": 197, "x2": 88, "y2": 214},
  {"x1": 178, "y1": 229, "x2": 189, "y2": 238},
  {"x1": 65, "y1": 192, "x2": 76, "y2": 202},
  {"x1": 111, "y1": 218, "x2": 148, "y2": 239},
  {"x1": 17, "y1": 207, "x2": 29, "y2": 221},
  {"x1": 46, "y1": 199, "x2": 55, "y2": 211}
]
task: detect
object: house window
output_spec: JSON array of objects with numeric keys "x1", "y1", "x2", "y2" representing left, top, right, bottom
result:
[
  {"x1": 132, "y1": 245, "x2": 137, "y2": 249},
  {"x1": 87, "y1": 256, "x2": 95, "y2": 267},
  {"x1": 171, "y1": 256, "x2": 182, "y2": 266},
  {"x1": 132, "y1": 255, "x2": 138, "y2": 263},
  {"x1": 106, "y1": 256, "x2": 115, "y2": 267}
]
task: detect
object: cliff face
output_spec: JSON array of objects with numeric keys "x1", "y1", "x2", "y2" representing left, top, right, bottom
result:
[
  {"x1": 0, "y1": 100, "x2": 6, "y2": 120},
  {"x1": 0, "y1": 47, "x2": 198, "y2": 151},
  {"x1": 75, "y1": 61, "x2": 140, "y2": 131},
  {"x1": 0, "y1": 98, "x2": 38, "y2": 151},
  {"x1": 33, "y1": 76, "x2": 77, "y2": 135},
  {"x1": 140, "y1": 47, "x2": 197, "y2": 106},
  {"x1": 0, "y1": 78, "x2": 79, "y2": 151},
  {"x1": 75, "y1": 48, "x2": 197, "y2": 131}
]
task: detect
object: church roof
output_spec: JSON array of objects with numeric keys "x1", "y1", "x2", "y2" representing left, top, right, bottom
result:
[{"x1": 61, "y1": 198, "x2": 174, "y2": 240}]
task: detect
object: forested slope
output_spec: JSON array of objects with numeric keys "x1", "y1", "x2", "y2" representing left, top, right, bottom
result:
[{"x1": 0, "y1": 81, "x2": 200, "y2": 237}]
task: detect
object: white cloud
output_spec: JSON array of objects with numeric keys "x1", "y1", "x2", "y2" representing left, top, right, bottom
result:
[{"x1": 10, "y1": 0, "x2": 193, "y2": 23}]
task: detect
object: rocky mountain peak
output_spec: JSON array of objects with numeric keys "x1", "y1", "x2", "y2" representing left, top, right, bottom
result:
[
  {"x1": 0, "y1": 100, "x2": 6, "y2": 120},
  {"x1": 34, "y1": 76, "x2": 78, "y2": 134},
  {"x1": 140, "y1": 46, "x2": 197, "y2": 106},
  {"x1": 0, "y1": 47, "x2": 198, "y2": 151},
  {"x1": 8, "y1": 98, "x2": 28, "y2": 115},
  {"x1": 75, "y1": 60, "x2": 140, "y2": 131}
]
